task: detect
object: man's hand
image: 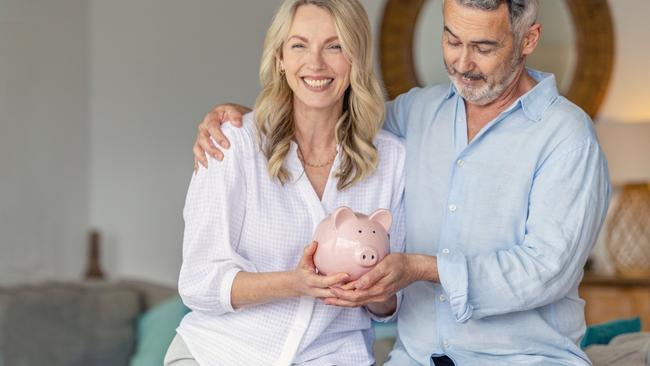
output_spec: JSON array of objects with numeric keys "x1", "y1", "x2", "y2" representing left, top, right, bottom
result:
[
  {"x1": 325, "y1": 253, "x2": 438, "y2": 308},
  {"x1": 194, "y1": 103, "x2": 251, "y2": 171}
]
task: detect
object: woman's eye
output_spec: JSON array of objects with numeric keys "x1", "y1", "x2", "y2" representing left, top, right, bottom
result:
[{"x1": 291, "y1": 43, "x2": 306, "y2": 49}]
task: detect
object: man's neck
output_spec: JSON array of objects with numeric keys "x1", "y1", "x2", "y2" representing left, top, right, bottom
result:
[{"x1": 465, "y1": 66, "x2": 537, "y2": 142}]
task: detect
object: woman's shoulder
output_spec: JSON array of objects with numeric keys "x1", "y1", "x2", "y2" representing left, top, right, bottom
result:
[
  {"x1": 373, "y1": 130, "x2": 406, "y2": 158},
  {"x1": 220, "y1": 112, "x2": 258, "y2": 158}
]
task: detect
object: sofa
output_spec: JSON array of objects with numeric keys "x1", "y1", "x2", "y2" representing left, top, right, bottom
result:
[{"x1": 0, "y1": 280, "x2": 176, "y2": 366}]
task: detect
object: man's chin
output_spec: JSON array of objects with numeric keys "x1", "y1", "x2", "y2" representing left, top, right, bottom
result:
[{"x1": 454, "y1": 85, "x2": 494, "y2": 106}]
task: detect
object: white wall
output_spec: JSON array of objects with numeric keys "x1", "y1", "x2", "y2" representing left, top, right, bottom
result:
[
  {"x1": 0, "y1": 0, "x2": 89, "y2": 284},
  {"x1": 598, "y1": 1, "x2": 650, "y2": 123},
  {"x1": 88, "y1": 0, "x2": 286, "y2": 285}
]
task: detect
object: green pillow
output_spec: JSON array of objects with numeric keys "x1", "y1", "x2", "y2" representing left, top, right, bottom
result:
[
  {"x1": 129, "y1": 296, "x2": 191, "y2": 366},
  {"x1": 580, "y1": 317, "x2": 642, "y2": 348},
  {"x1": 373, "y1": 320, "x2": 397, "y2": 341}
]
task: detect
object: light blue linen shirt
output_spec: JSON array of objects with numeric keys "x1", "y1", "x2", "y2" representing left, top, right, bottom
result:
[{"x1": 382, "y1": 69, "x2": 611, "y2": 366}]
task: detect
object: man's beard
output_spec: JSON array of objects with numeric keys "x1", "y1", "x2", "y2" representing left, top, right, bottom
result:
[{"x1": 445, "y1": 52, "x2": 524, "y2": 106}]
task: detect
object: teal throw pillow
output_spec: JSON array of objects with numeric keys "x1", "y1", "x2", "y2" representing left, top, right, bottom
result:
[
  {"x1": 129, "y1": 296, "x2": 191, "y2": 366},
  {"x1": 580, "y1": 317, "x2": 642, "y2": 348},
  {"x1": 373, "y1": 320, "x2": 397, "y2": 341}
]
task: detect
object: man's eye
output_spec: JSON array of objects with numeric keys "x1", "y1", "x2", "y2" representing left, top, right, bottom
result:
[
  {"x1": 476, "y1": 47, "x2": 494, "y2": 55},
  {"x1": 447, "y1": 40, "x2": 461, "y2": 47}
]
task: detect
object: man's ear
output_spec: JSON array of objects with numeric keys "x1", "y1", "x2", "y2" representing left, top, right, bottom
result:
[{"x1": 521, "y1": 23, "x2": 542, "y2": 57}]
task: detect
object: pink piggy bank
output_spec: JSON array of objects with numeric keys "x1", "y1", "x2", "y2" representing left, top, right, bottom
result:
[{"x1": 313, "y1": 206, "x2": 392, "y2": 280}]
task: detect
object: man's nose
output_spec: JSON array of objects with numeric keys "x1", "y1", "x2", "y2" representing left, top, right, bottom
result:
[{"x1": 455, "y1": 48, "x2": 474, "y2": 74}]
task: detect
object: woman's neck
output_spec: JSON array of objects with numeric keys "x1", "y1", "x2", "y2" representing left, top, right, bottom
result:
[{"x1": 292, "y1": 100, "x2": 341, "y2": 154}]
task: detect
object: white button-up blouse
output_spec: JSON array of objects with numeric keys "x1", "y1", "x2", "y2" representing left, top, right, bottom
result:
[{"x1": 176, "y1": 113, "x2": 406, "y2": 366}]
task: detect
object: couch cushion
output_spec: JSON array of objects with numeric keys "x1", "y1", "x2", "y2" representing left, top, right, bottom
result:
[
  {"x1": 129, "y1": 296, "x2": 190, "y2": 366},
  {"x1": 581, "y1": 317, "x2": 642, "y2": 348},
  {"x1": 0, "y1": 282, "x2": 140, "y2": 366}
]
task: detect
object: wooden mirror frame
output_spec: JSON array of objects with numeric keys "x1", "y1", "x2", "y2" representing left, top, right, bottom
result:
[{"x1": 379, "y1": 0, "x2": 615, "y2": 118}]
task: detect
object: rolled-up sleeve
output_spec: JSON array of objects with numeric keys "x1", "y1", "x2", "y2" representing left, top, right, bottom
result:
[
  {"x1": 178, "y1": 129, "x2": 256, "y2": 315},
  {"x1": 438, "y1": 137, "x2": 611, "y2": 322}
]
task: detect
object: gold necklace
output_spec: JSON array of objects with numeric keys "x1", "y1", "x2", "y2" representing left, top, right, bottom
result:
[{"x1": 297, "y1": 146, "x2": 337, "y2": 168}]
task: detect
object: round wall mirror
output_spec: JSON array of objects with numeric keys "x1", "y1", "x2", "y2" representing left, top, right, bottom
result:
[{"x1": 380, "y1": 0, "x2": 614, "y2": 118}]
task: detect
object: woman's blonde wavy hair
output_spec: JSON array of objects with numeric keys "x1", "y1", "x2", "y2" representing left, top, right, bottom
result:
[{"x1": 254, "y1": 0, "x2": 385, "y2": 191}]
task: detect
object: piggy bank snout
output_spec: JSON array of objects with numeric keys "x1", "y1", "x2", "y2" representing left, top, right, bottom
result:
[{"x1": 356, "y1": 248, "x2": 379, "y2": 267}]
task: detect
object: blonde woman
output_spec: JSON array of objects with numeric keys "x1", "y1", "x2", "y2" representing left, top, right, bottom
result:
[{"x1": 165, "y1": 1, "x2": 406, "y2": 365}]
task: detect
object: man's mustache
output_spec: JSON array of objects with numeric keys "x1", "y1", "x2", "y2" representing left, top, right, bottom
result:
[{"x1": 446, "y1": 64, "x2": 487, "y2": 82}]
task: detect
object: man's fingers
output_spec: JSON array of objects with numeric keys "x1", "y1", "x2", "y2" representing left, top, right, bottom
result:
[
  {"x1": 193, "y1": 143, "x2": 208, "y2": 168},
  {"x1": 206, "y1": 123, "x2": 230, "y2": 150},
  {"x1": 323, "y1": 297, "x2": 376, "y2": 308},
  {"x1": 224, "y1": 107, "x2": 243, "y2": 127},
  {"x1": 355, "y1": 267, "x2": 385, "y2": 290},
  {"x1": 331, "y1": 287, "x2": 370, "y2": 303},
  {"x1": 197, "y1": 130, "x2": 224, "y2": 161}
]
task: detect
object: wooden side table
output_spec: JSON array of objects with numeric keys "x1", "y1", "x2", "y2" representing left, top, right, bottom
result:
[{"x1": 579, "y1": 273, "x2": 650, "y2": 331}]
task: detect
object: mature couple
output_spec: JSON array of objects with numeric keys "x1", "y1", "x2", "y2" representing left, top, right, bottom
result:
[{"x1": 166, "y1": 0, "x2": 611, "y2": 365}]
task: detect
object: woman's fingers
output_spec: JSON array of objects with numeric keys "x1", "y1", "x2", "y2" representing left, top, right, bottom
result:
[
  {"x1": 318, "y1": 272, "x2": 350, "y2": 288},
  {"x1": 299, "y1": 242, "x2": 318, "y2": 269}
]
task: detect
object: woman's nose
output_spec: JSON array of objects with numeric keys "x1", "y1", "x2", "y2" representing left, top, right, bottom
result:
[{"x1": 306, "y1": 49, "x2": 326, "y2": 70}]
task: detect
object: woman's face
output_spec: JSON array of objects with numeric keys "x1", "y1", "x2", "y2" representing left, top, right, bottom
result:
[{"x1": 281, "y1": 5, "x2": 351, "y2": 113}]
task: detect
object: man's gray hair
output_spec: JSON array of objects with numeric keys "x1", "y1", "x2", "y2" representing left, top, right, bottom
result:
[{"x1": 453, "y1": 0, "x2": 540, "y2": 45}]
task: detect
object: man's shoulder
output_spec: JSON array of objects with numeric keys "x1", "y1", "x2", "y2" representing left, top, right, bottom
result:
[
  {"x1": 396, "y1": 83, "x2": 451, "y2": 107},
  {"x1": 544, "y1": 96, "x2": 598, "y2": 143}
]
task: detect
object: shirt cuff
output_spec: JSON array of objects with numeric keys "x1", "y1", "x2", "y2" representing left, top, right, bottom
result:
[
  {"x1": 437, "y1": 250, "x2": 473, "y2": 322},
  {"x1": 367, "y1": 290, "x2": 403, "y2": 323},
  {"x1": 219, "y1": 267, "x2": 242, "y2": 313}
]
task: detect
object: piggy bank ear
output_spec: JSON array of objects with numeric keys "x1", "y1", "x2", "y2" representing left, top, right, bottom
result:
[
  {"x1": 369, "y1": 209, "x2": 392, "y2": 232},
  {"x1": 332, "y1": 206, "x2": 356, "y2": 230}
]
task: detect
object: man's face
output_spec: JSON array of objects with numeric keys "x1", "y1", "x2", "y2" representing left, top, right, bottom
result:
[{"x1": 442, "y1": 0, "x2": 523, "y2": 106}]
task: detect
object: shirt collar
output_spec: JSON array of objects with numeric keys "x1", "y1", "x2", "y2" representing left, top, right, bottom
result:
[{"x1": 444, "y1": 68, "x2": 559, "y2": 122}]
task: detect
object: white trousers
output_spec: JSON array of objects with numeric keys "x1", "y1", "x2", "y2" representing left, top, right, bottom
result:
[{"x1": 164, "y1": 334, "x2": 200, "y2": 366}]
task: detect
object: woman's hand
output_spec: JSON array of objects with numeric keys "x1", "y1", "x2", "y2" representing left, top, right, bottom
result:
[
  {"x1": 292, "y1": 242, "x2": 350, "y2": 298},
  {"x1": 194, "y1": 103, "x2": 251, "y2": 170}
]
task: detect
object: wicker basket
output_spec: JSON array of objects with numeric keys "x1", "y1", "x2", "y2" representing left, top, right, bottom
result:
[{"x1": 606, "y1": 183, "x2": 650, "y2": 277}]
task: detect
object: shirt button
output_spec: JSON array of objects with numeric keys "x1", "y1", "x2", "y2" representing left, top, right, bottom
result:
[
  {"x1": 443, "y1": 340, "x2": 450, "y2": 348},
  {"x1": 456, "y1": 159, "x2": 465, "y2": 167},
  {"x1": 448, "y1": 204, "x2": 457, "y2": 212},
  {"x1": 439, "y1": 294, "x2": 447, "y2": 302},
  {"x1": 442, "y1": 248, "x2": 450, "y2": 254}
]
